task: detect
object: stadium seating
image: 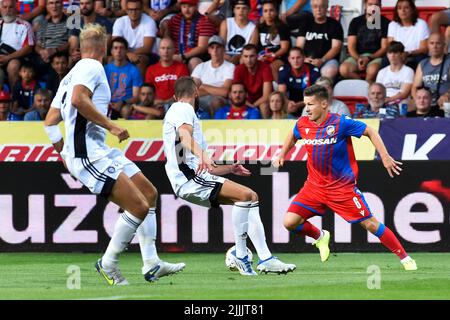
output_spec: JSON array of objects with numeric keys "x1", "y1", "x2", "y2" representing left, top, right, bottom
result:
[{"x1": 333, "y1": 79, "x2": 369, "y2": 115}]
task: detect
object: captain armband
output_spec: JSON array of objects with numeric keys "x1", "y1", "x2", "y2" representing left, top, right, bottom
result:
[{"x1": 44, "y1": 125, "x2": 63, "y2": 144}]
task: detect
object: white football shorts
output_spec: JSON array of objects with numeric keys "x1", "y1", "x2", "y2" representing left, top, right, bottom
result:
[
  {"x1": 177, "y1": 171, "x2": 226, "y2": 208},
  {"x1": 63, "y1": 148, "x2": 141, "y2": 198}
]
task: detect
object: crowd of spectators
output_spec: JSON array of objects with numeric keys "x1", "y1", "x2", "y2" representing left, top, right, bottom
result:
[{"x1": 0, "y1": 0, "x2": 449, "y2": 121}]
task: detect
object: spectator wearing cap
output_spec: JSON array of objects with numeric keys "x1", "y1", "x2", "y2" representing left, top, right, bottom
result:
[
  {"x1": 0, "y1": 89, "x2": 21, "y2": 120},
  {"x1": 192, "y1": 35, "x2": 235, "y2": 117},
  {"x1": 145, "y1": 38, "x2": 189, "y2": 108},
  {"x1": 219, "y1": 0, "x2": 258, "y2": 65},
  {"x1": 164, "y1": 0, "x2": 216, "y2": 73},
  {"x1": 233, "y1": 43, "x2": 273, "y2": 118},
  {"x1": 296, "y1": 0, "x2": 343, "y2": 80},
  {"x1": 376, "y1": 41, "x2": 414, "y2": 106},
  {"x1": 0, "y1": 0, "x2": 35, "y2": 88},
  {"x1": 112, "y1": 0, "x2": 158, "y2": 78}
]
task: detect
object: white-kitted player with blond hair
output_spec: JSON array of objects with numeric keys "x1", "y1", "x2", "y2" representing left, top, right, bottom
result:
[{"x1": 44, "y1": 24, "x2": 185, "y2": 285}]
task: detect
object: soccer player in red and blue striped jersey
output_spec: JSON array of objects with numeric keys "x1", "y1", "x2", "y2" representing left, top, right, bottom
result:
[{"x1": 274, "y1": 84, "x2": 417, "y2": 271}]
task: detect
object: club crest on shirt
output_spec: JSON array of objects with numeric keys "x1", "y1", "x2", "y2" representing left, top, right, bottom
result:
[{"x1": 326, "y1": 125, "x2": 335, "y2": 136}]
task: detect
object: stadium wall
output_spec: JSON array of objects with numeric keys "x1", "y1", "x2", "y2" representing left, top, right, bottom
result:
[{"x1": 0, "y1": 119, "x2": 449, "y2": 253}]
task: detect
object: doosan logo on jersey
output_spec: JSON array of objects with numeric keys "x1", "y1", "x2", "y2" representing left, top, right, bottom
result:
[
  {"x1": 154, "y1": 74, "x2": 178, "y2": 82},
  {"x1": 302, "y1": 137, "x2": 337, "y2": 145}
]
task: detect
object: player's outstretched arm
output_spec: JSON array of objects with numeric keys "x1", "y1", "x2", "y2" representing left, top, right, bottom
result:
[
  {"x1": 273, "y1": 129, "x2": 298, "y2": 168},
  {"x1": 363, "y1": 126, "x2": 403, "y2": 178},
  {"x1": 72, "y1": 84, "x2": 129, "y2": 142},
  {"x1": 178, "y1": 123, "x2": 217, "y2": 174}
]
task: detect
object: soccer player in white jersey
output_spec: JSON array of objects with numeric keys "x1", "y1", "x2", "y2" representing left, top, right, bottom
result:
[
  {"x1": 43, "y1": 24, "x2": 185, "y2": 285},
  {"x1": 163, "y1": 76, "x2": 296, "y2": 275}
]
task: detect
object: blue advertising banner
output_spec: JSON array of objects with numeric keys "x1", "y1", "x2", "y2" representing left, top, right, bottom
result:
[{"x1": 379, "y1": 118, "x2": 450, "y2": 160}]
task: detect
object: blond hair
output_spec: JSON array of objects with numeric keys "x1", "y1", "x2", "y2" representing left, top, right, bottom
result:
[{"x1": 79, "y1": 24, "x2": 107, "y2": 52}]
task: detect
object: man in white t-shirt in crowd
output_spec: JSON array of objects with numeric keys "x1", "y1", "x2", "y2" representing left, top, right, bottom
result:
[
  {"x1": 0, "y1": 0, "x2": 35, "y2": 88},
  {"x1": 163, "y1": 76, "x2": 296, "y2": 276},
  {"x1": 44, "y1": 24, "x2": 185, "y2": 286},
  {"x1": 192, "y1": 35, "x2": 235, "y2": 117},
  {"x1": 112, "y1": 0, "x2": 157, "y2": 77},
  {"x1": 376, "y1": 41, "x2": 414, "y2": 105}
]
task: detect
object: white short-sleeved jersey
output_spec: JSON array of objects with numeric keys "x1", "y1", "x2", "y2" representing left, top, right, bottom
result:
[
  {"x1": 163, "y1": 102, "x2": 207, "y2": 193},
  {"x1": 52, "y1": 58, "x2": 112, "y2": 161}
]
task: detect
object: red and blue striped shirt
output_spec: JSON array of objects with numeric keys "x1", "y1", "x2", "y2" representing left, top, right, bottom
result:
[{"x1": 293, "y1": 113, "x2": 367, "y2": 190}]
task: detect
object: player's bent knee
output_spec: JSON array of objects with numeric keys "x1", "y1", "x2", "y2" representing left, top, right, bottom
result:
[
  {"x1": 283, "y1": 220, "x2": 296, "y2": 231},
  {"x1": 283, "y1": 220, "x2": 302, "y2": 232},
  {"x1": 134, "y1": 200, "x2": 150, "y2": 218},
  {"x1": 284, "y1": 212, "x2": 304, "y2": 230},
  {"x1": 239, "y1": 189, "x2": 257, "y2": 202},
  {"x1": 147, "y1": 184, "x2": 158, "y2": 202}
]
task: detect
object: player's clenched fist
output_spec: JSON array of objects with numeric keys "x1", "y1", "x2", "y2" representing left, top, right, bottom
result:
[{"x1": 109, "y1": 124, "x2": 129, "y2": 142}]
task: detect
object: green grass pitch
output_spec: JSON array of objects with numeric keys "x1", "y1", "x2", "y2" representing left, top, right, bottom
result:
[{"x1": 0, "y1": 252, "x2": 449, "y2": 300}]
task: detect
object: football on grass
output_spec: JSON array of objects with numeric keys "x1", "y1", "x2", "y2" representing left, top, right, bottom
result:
[{"x1": 225, "y1": 245, "x2": 253, "y2": 271}]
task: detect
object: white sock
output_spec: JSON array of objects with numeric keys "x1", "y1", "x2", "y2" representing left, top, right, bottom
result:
[
  {"x1": 232, "y1": 201, "x2": 251, "y2": 259},
  {"x1": 136, "y1": 208, "x2": 159, "y2": 264},
  {"x1": 248, "y1": 202, "x2": 272, "y2": 261},
  {"x1": 102, "y1": 211, "x2": 142, "y2": 270}
]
